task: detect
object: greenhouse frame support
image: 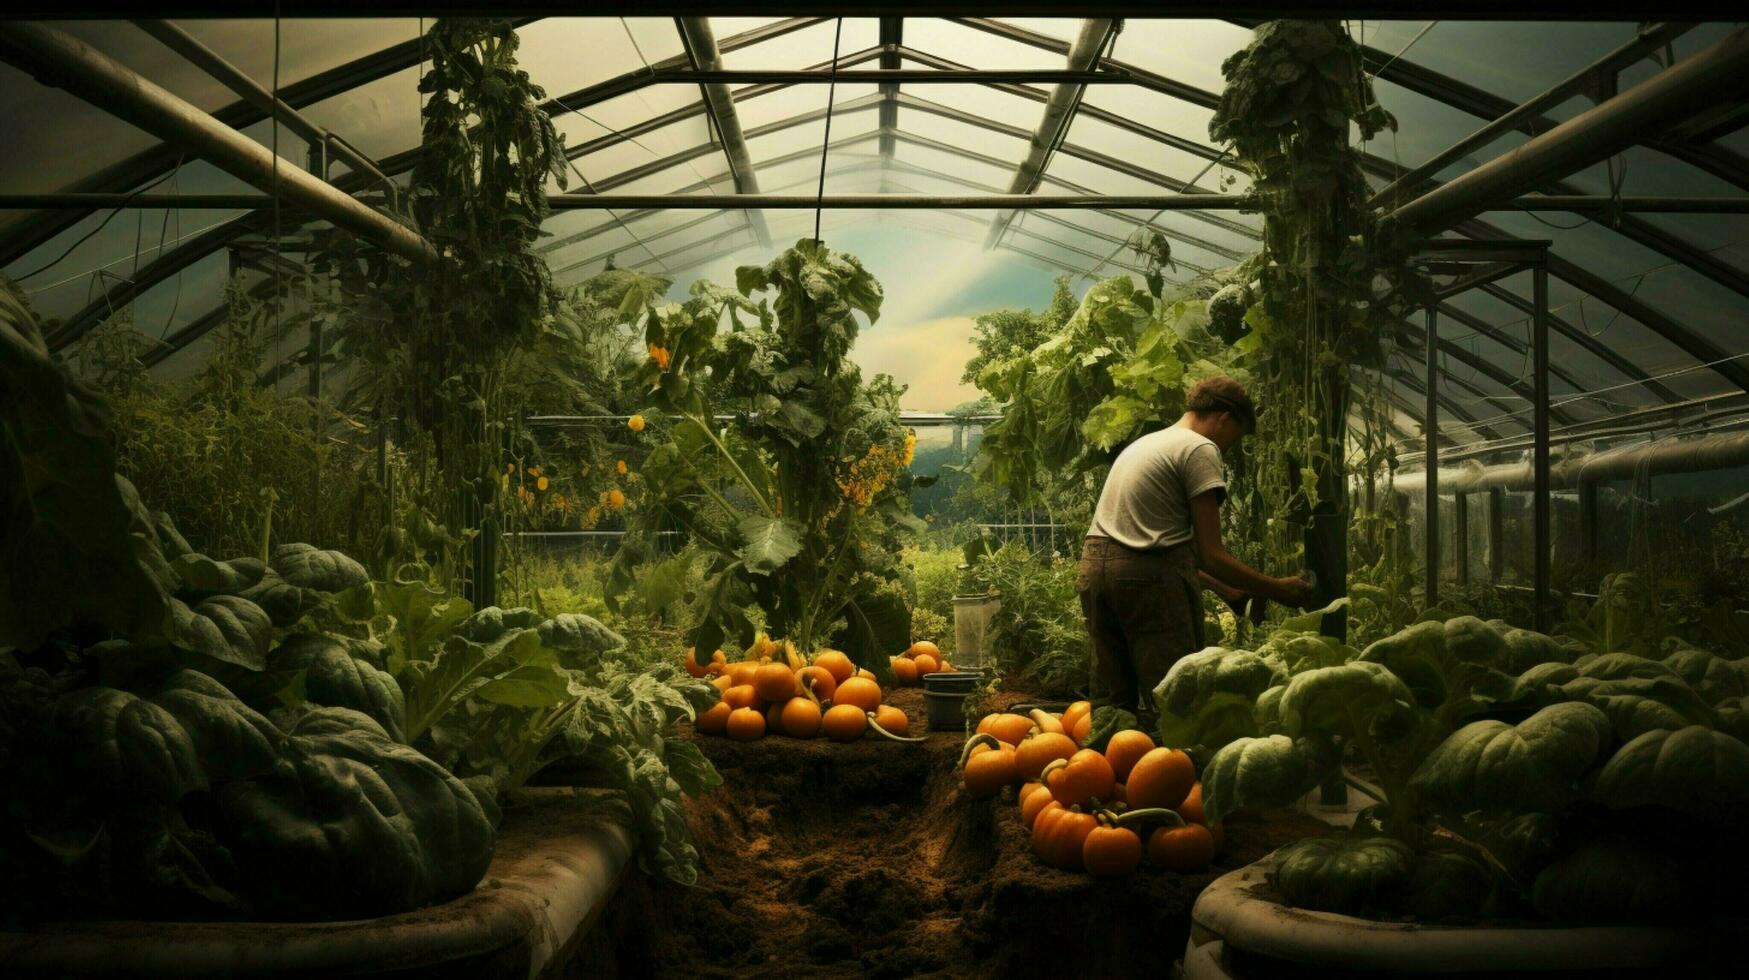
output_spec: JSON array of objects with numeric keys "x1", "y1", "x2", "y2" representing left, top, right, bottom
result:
[
  {"x1": 676, "y1": 16, "x2": 771, "y2": 248},
  {"x1": 1533, "y1": 263, "x2": 1552, "y2": 632},
  {"x1": 0, "y1": 21, "x2": 436, "y2": 263},
  {"x1": 1488, "y1": 489, "x2": 1506, "y2": 583},
  {"x1": 1424, "y1": 305, "x2": 1441, "y2": 608},
  {"x1": 1454, "y1": 493, "x2": 1471, "y2": 588}
]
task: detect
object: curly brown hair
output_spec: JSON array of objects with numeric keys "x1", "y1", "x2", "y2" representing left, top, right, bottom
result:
[{"x1": 1186, "y1": 376, "x2": 1256, "y2": 434}]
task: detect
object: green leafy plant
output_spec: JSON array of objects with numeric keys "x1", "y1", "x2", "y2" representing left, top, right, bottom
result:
[
  {"x1": 610, "y1": 240, "x2": 920, "y2": 672},
  {"x1": 965, "y1": 541, "x2": 1089, "y2": 695}
]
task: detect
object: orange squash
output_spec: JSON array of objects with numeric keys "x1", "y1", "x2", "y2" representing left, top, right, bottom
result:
[
  {"x1": 1017, "y1": 780, "x2": 1046, "y2": 807},
  {"x1": 938, "y1": 660, "x2": 955, "y2": 672},
  {"x1": 754, "y1": 662, "x2": 798, "y2": 703},
  {"x1": 711, "y1": 674, "x2": 735, "y2": 694},
  {"x1": 907, "y1": 640, "x2": 941, "y2": 660},
  {"x1": 813, "y1": 650, "x2": 855, "y2": 684},
  {"x1": 683, "y1": 646, "x2": 726, "y2": 678},
  {"x1": 1036, "y1": 807, "x2": 1099, "y2": 870},
  {"x1": 1082, "y1": 825, "x2": 1143, "y2": 877},
  {"x1": 833, "y1": 676, "x2": 883, "y2": 712},
  {"x1": 987, "y1": 713, "x2": 1037, "y2": 747},
  {"x1": 912, "y1": 653, "x2": 940, "y2": 676},
  {"x1": 1042, "y1": 748, "x2": 1116, "y2": 810},
  {"x1": 723, "y1": 684, "x2": 760, "y2": 711},
  {"x1": 856, "y1": 668, "x2": 876, "y2": 681},
  {"x1": 821, "y1": 703, "x2": 868, "y2": 741},
  {"x1": 890, "y1": 657, "x2": 919, "y2": 686},
  {"x1": 695, "y1": 701, "x2": 731, "y2": 735},
  {"x1": 795, "y1": 665, "x2": 838, "y2": 703},
  {"x1": 1061, "y1": 699, "x2": 1092, "y2": 734},
  {"x1": 1021, "y1": 784, "x2": 1058, "y2": 828},
  {"x1": 873, "y1": 704, "x2": 910, "y2": 737},
  {"x1": 1177, "y1": 781, "x2": 1207, "y2": 825},
  {"x1": 727, "y1": 662, "x2": 760, "y2": 688},
  {"x1": 765, "y1": 701, "x2": 787, "y2": 733},
  {"x1": 1013, "y1": 731, "x2": 1078, "y2": 780},
  {"x1": 1125, "y1": 748, "x2": 1196, "y2": 811},
  {"x1": 1147, "y1": 823, "x2": 1216, "y2": 872},
  {"x1": 963, "y1": 744, "x2": 1019, "y2": 798},
  {"x1": 1030, "y1": 802, "x2": 1067, "y2": 856},
  {"x1": 1070, "y1": 711, "x2": 1093, "y2": 745},
  {"x1": 1104, "y1": 729, "x2": 1157, "y2": 783},
  {"x1": 780, "y1": 697, "x2": 822, "y2": 738},
  {"x1": 726, "y1": 706, "x2": 765, "y2": 741},
  {"x1": 1028, "y1": 709, "x2": 1065, "y2": 735}
]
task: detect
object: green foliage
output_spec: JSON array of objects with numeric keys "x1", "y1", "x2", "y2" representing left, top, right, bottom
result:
[
  {"x1": 1269, "y1": 836, "x2": 1413, "y2": 918},
  {"x1": 964, "y1": 541, "x2": 1089, "y2": 695},
  {"x1": 612, "y1": 240, "x2": 919, "y2": 673}
]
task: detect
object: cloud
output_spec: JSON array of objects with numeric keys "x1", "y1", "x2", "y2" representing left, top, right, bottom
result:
[{"x1": 852, "y1": 314, "x2": 981, "y2": 412}]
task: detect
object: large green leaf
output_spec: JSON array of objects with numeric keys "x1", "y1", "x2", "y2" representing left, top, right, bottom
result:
[
  {"x1": 1278, "y1": 661, "x2": 1416, "y2": 739},
  {"x1": 1408, "y1": 701, "x2": 1613, "y2": 815},
  {"x1": 270, "y1": 543, "x2": 369, "y2": 593},
  {"x1": 1270, "y1": 837, "x2": 1413, "y2": 917},
  {"x1": 1591, "y1": 725, "x2": 1749, "y2": 827},
  {"x1": 402, "y1": 627, "x2": 546, "y2": 740},
  {"x1": 1201, "y1": 734, "x2": 1333, "y2": 822},
  {"x1": 474, "y1": 664, "x2": 573, "y2": 708},
  {"x1": 172, "y1": 595, "x2": 273, "y2": 670},
  {"x1": 375, "y1": 578, "x2": 474, "y2": 676},
  {"x1": 735, "y1": 514, "x2": 803, "y2": 575}
]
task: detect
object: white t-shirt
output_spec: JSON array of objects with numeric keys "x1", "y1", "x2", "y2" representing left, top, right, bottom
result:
[{"x1": 1087, "y1": 425, "x2": 1227, "y2": 551}]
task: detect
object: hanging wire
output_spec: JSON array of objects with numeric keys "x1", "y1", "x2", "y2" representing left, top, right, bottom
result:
[
  {"x1": 9, "y1": 167, "x2": 183, "y2": 283},
  {"x1": 1369, "y1": 20, "x2": 1439, "y2": 79},
  {"x1": 271, "y1": 1, "x2": 283, "y2": 339},
  {"x1": 814, "y1": 17, "x2": 845, "y2": 245}
]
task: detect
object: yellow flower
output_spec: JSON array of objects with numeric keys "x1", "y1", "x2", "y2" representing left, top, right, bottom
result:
[
  {"x1": 616, "y1": 459, "x2": 628, "y2": 476},
  {"x1": 537, "y1": 476, "x2": 549, "y2": 491},
  {"x1": 647, "y1": 344, "x2": 672, "y2": 371},
  {"x1": 902, "y1": 431, "x2": 917, "y2": 467},
  {"x1": 606, "y1": 488, "x2": 626, "y2": 510},
  {"x1": 527, "y1": 465, "x2": 541, "y2": 477},
  {"x1": 627, "y1": 414, "x2": 646, "y2": 433},
  {"x1": 585, "y1": 505, "x2": 601, "y2": 525},
  {"x1": 505, "y1": 462, "x2": 514, "y2": 474},
  {"x1": 517, "y1": 487, "x2": 534, "y2": 507}
]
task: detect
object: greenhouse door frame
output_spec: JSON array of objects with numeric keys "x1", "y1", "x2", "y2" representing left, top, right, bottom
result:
[{"x1": 1413, "y1": 238, "x2": 1554, "y2": 631}]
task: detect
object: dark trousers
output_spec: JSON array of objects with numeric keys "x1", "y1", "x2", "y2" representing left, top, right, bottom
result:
[{"x1": 1077, "y1": 536, "x2": 1205, "y2": 725}]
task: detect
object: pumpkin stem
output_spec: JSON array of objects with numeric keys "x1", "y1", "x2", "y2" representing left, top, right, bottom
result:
[
  {"x1": 1110, "y1": 807, "x2": 1187, "y2": 830},
  {"x1": 958, "y1": 732, "x2": 1002, "y2": 767},
  {"x1": 867, "y1": 711, "x2": 926, "y2": 743},
  {"x1": 1038, "y1": 757, "x2": 1070, "y2": 787}
]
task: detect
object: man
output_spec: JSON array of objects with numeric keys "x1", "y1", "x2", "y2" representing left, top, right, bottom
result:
[{"x1": 1078, "y1": 376, "x2": 1314, "y2": 727}]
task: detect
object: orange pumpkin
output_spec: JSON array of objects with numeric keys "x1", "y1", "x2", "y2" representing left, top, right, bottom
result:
[
  {"x1": 723, "y1": 684, "x2": 760, "y2": 711},
  {"x1": 1082, "y1": 825, "x2": 1143, "y2": 877},
  {"x1": 711, "y1": 674, "x2": 735, "y2": 694},
  {"x1": 1030, "y1": 802, "x2": 1066, "y2": 854},
  {"x1": 833, "y1": 676, "x2": 883, "y2": 712},
  {"x1": 912, "y1": 653, "x2": 940, "y2": 676},
  {"x1": 963, "y1": 744, "x2": 1019, "y2": 798},
  {"x1": 1104, "y1": 729, "x2": 1157, "y2": 783},
  {"x1": 780, "y1": 697, "x2": 822, "y2": 738},
  {"x1": 1060, "y1": 699, "x2": 1092, "y2": 734},
  {"x1": 1043, "y1": 748, "x2": 1116, "y2": 810},
  {"x1": 813, "y1": 650, "x2": 855, "y2": 684},
  {"x1": 890, "y1": 657, "x2": 919, "y2": 686},
  {"x1": 1147, "y1": 823, "x2": 1216, "y2": 872},
  {"x1": 683, "y1": 646, "x2": 725, "y2": 678},
  {"x1": 765, "y1": 701, "x2": 787, "y2": 733},
  {"x1": 986, "y1": 713, "x2": 1037, "y2": 747},
  {"x1": 754, "y1": 662, "x2": 798, "y2": 703},
  {"x1": 1035, "y1": 807, "x2": 1099, "y2": 870},
  {"x1": 1013, "y1": 731, "x2": 1078, "y2": 780},
  {"x1": 821, "y1": 703, "x2": 868, "y2": 741},
  {"x1": 855, "y1": 668, "x2": 876, "y2": 681},
  {"x1": 726, "y1": 706, "x2": 765, "y2": 741},
  {"x1": 1125, "y1": 748, "x2": 1196, "y2": 811},
  {"x1": 1021, "y1": 783, "x2": 1058, "y2": 828},
  {"x1": 873, "y1": 704, "x2": 910, "y2": 737},
  {"x1": 1109, "y1": 781, "x2": 1127, "y2": 805},
  {"x1": 695, "y1": 701, "x2": 731, "y2": 735},
  {"x1": 795, "y1": 665, "x2": 838, "y2": 703},
  {"x1": 1017, "y1": 780, "x2": 1046, "y2": 807},
  {"x1": 727, "y1": 662, "x2": 760, "y2": 688},
  {"x1": 907, "y1": 640, "x2": 941, "y2": 660},
  {"x1": 1071, "y1": 714, "x2": 1094, "y2": 746},
  {"x1": 938, "y1": 660, "x2": 955, "y2": 672}
]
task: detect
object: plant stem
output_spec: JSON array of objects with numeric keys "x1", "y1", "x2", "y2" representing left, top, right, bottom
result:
[{"x1": 685, "y1": 413, "x2": 773, "y2": 517}]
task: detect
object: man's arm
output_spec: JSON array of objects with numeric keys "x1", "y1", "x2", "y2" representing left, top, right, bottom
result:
[
  {"x1": 1189, "y1": 492, "x2": 1313, "y2": 606},
  {"x1": 1199, "y1": 570, "x2": 1242, "y2": 604}
]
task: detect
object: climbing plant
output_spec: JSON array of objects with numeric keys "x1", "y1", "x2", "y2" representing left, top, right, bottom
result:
[{"x1": 313, "y1": 18, "x2": 568, "y2": 598}]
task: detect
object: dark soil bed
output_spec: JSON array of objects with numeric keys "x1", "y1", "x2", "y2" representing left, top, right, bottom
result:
[{"x1": 591, "y1": 688, "x2": 1334, "y2": 979}]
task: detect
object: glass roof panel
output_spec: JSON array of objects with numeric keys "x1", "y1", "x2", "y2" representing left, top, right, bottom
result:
[
  {"x1": 512, "y1": 19, "x2": 670, "y2": 99},
  {"x1": 551, "y1": 86, "x2": 701, "y2": 151},
  {"x1": 890, "y1": 138, "x2": 1017, "y2": 191},
  {"x1": 1078, "y1": 85, "x2": 1219, "y2": 152},
  {"x1": 1109, "y1": 20, "x2": 1253, "y2": 95},
  {"x1": 899, "y1": 85, "x2": 1042, "y2": 133},
  {"x1": 988, "y1": 19, "x2": 1082, "y2": 44},
  {"x1": 1352, "y1": 21, "x2": 1638, "y2": 104},
  {"x1": 1063, "y1": 115, "x2": 1232, "y2": 189},
  {"x1": 904, "y1": 19, "x2": 1066, "y2": 71},
  {"x1": 895, "y1": 108, "x2": 1031, "y2": 166},
  {"x1": 718, "y1": 18, "x2": 880, "y2": 69},
  {"x1": 281, "y1": 64, "x2": 422, "y2": 165}
]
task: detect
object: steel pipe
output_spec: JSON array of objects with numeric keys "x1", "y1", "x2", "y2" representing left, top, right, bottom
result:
[
  {"x1": 1425, "y1": 305, "x2": 1441, "y2": 607},
  {"x1": 1391, "y1": 430, "x2": 1749, "y2": 496},
  {"x1": 985, "y1": 18, "x2": 1116, "y2": 249},
  {"x1": 1532, "y1": 264, "x2": 1552, "y2": 631},
  {"x1": 0, "y1": 21, "x2": 435, "y2": 263},
  {"x1": 675, "y1": 17, "x2": 770, "y2": 248},
  {"x1": 1386, "y1": 25, "x2": 1749, "y2": 235}
]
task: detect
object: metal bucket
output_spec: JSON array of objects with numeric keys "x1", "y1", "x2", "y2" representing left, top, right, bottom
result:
[{"x1": 922, "y1": 670, "x2": 983, "y2": 731}]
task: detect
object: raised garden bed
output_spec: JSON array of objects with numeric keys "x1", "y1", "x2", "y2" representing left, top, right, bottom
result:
[
  {"x1": 1184, "y1": 851, "x2": 1743, "y2": 979},
  {"x1": 598, "y1": 688, "x2": 1334, "y2": 978},
  {"x1": 0, "y1": 788, "x2": 633, "y2": 980}
]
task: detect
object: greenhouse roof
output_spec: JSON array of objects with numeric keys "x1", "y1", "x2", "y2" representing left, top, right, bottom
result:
[{"x1": 2, "y1": 10, "x2": 1746, "y2": 458}]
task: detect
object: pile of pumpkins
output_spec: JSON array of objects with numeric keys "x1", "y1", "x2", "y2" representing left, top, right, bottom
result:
[
  {"x1": 887, "y1": 640, "x2": 955, "y2": 686},
  {"x1": 961, "y1": 701, "x2": 1222, "y2": 877},
  {"x1": 686, "y1": 635, "x2": 922, "y2": 743}
]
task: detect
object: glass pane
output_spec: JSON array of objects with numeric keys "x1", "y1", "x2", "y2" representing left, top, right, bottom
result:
[
  {"x1": 905, "y1": 20, "x2": 1066, "y2": 71},
  {"x1": 719, "y1": 18, "x2": 880, "y2": 69},
  {"x1": 1353, "y1": 21, "x2": 1638, "y2": 104},
  {"x1": 1109, "y1": 21, "x2": 1254, "y2": 95}
]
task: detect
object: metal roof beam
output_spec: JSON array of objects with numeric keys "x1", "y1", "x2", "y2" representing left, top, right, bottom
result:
[
  {"x1": 878, "y1": 17, "x2": 902, "y2": 162},
  {"x1": 984, "y1": 18, "x2": 1117, "y2": 249},
  {"x1": 0, "y1": 24, "x2": 434, "y2": 265},
  {"x1": 676, "y1": 17, "x2": 769, "y2": 248},
  {"x1": 1394, "y1": 318, "x2": 1581, "y2": 427}
]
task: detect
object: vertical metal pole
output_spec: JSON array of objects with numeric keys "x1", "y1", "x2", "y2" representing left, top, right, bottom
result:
[
  {"x1": 1488, "y1": 487, "x2": 1506, "y2": 582},
  {"x1": 1424, "y1": 306, "x2": 1440, "y2": 606},
  {"x1": 1579, "y1": 480, "x2": 1598, "y2": 565},
  {"x1": 1454, "y1": 492, "x2": 1470, "y2": 587},
  {"x1": 1533, "y1": 260, "x2": 1553, "y2": 631}
]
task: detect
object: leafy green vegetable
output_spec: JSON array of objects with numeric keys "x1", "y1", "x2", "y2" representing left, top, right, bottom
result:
[
  {"x1": 1408, "y1": 702, "x2": 1613, "y2": 816},
  {"x1": 1201, "y1": 734, "x2": 1333, "y2": 822},
  {"x1": 267, "y1": 633, "x2": 406, "y2": 741},
  {"x1": 270, "y1": 542, "x2": 370, "y2": 593},
  {"x1": 170, "y1": 595, "x2": 273, "y2": 671},
  {"x1": 1591, "y1": 725, "x2": 1749, "y2": 826},
  {"x1": 1269, "y1": 837, "x2": 1413, "y2": 917}
]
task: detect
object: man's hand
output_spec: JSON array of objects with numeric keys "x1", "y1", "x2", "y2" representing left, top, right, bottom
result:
[{"x1": 1275, "y1": 575, "x2": 1316, "y2": 609}]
